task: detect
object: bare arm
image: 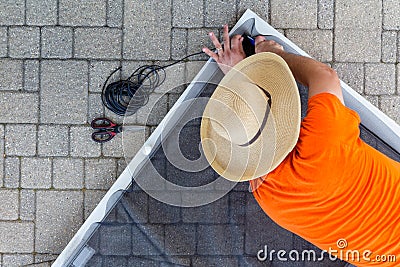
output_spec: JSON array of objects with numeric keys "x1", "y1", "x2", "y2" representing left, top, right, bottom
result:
[{"x1": 255, "y1": 37, "x2": 344, "y2": 103}]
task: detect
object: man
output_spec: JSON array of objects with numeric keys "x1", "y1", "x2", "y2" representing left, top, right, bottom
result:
[{"x1": 201, "y1": 25, "x2": 400, "y2": 266}]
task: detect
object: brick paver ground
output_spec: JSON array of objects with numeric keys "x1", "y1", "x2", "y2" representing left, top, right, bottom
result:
[{"x1": 0, "y1": 0, "x2": 399, "y2": 266}]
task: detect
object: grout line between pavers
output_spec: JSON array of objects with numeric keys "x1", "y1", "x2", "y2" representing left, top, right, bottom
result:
[
  {"x1": 6, "y1": 26, "x2": 9, "y2": 58},
  {"x1": 105, "y1": 0, "x2": 109, "y2": 27},
  {"x1": 71, "y1": 27, "x2": 75, "y2": 58},
  {"x1": 331, "y1": 0, "x2": 336, "y2": 63},
  {"x1": 56, "y1": 0, "x2": 60, "y2": 25},
  {"x1": 267, "y1": 0, "x2": 272, "y2": 25},
  {"x1": 24, "y1": 0, "x2": 27, "y2": 25},
  {"x1": 120, "y1": 0, "x2": 125, "y2": 62}
]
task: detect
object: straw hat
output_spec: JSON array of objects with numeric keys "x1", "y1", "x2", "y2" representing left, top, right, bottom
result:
[{"x1": 200, "y1": 52, "x2": 301, "y2": 182}]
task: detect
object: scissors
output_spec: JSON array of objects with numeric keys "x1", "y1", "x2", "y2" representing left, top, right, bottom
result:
[{"x1": 91, "y1": 117, "x2": 145, "y2": 143}]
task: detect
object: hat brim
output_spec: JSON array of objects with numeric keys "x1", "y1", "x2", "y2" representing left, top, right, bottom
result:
[{"x1": 200, "y1": 52, "x2": 301, "y2": 182}]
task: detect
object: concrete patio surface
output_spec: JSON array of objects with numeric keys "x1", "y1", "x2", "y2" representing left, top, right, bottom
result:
[{"x1": 0, "y1": 0, "x2": 399, "y2": 266}]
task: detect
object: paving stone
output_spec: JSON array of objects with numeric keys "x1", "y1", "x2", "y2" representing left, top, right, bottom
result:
[
  {"x1": 0, "y1": 189, "x2": 19, "y2": 220},
  {"x1": 365, "y1": 63, "x2": 396, "y2": 95},
  {"x1": 271, "y1": 0, "x2": 317, "y2": 29},
  {"x1": 245, "y1": 196, "x2": 293, "y2": 255},
  {"x1": 59, "y1": 0, "x2": 106, "y2": 26},
  {"x1": 398, "y1": 64, "x2": 400, "y2": 90},
  {"x1": 165, "y1": 224, "x2": 196, "y2": 255},
  {"x1": 364, "y1": 95, "x2": 379, "y2": 108},
  {"x1": 107, "y1": 0, "x2": 123, "y2": 28},
  {"x1": 88, "y1": 93, "x2": 104, "y2": 123},
  {"x1": 185, "y1": 61, "x2": 207, "y2": 83},
  {"x1": 4, "y1": 157, "x2": 20, "y2": 188},
  {"x1": 131, "y1": 224, "x2": 164, "y2": 255},
  {"x1": 383, "y1": 0, "x2": 400, "y2": 30},
  {"x1": 334, "y1": 0, "x2": 382, "y2": 62},
  {"x1": 70, "y1": 126, "x2": 101, "y2": 157},
  {"x1": 89, "y1": 60, "x2": 120, "y2": 92},
  {"x1": 205, "y1": 0, "x2": 236, "y2": 27},
  {"x1": 136, "y1": 93, "x2": 168, "y2": 125},
  {"x1": 0, "y1": 0, "x2": 24, "y2": 25},
  {"x1": 41, "y1": 27, "x2": 73, "y2": 58},
  {"x1": 53, "y1": 158, "x2": 84, "y2": 189},
  {"x1": 117, "y1": 158, "x2": 127, "y2": 176},
  {"x1": 38, "y1": 125, "x2": 69, "y2": 156},
  {"x1": 0, "y1": 27, "x2": 7, "y2": 57},
  {"x1": 20, "y1": 189, "x2": 35, "y2": 220},
  {"x1": 84, "y1": 190, "x2": 107, "y2": 219},
  {"x1": 109, "y1": 125, "x2": 148, "y2": 161},
  {"x1": 333, "y1": 63, "x2": 364, "y2": 94},
  {"x1": 26, "y1": 0, "x2": 57, "y2": 25},
  {"x1": 171, "y1": 28, "x2": 188, "y2": 60},
  {"x1": 380, "y1": 95, "x2": 400, "y2": 124},
  {"x1": 74, "y1": 28, "x2": 122, "y2": 59},
  {"x1": 99, "y1": 224, "x2": 131, "y2": 255},
  {"x1": 0, "y1": 59, "x2": 23, "y2": 90},
  {"x1": 21, "y1": 158, "x2": 52, "y2": 189},
  {"x1": 0, "y1": 124, "x2": 3, "y2": 187},
  {"x1": 192, "y1": 256, "x2": 239, "y2": 266},
  {"x1": 154, "y1": 63, "x2": 186, "y2": 94},
  {"x1": 197, "y1": 225, "x2": 244, "y2": 255},
  {"x1": 238, "y1": 0, "x2": 269, "y2": 21},
  {"x1": 35, "y1": 190, "x2": 83, "y2": 253},
  {"x1": 182, "y1": 194, "x2": 228, "y2": 223},
  {"x1": 0, "y1": 222, "x2": 34, "y2": 253},
  {"x1": 148, "y1": 197, "x2": 181, "y2": 223},
  {"x1": 173, "y1": 0, "x2": 203, "y2": 28},
  {"x1": 285, "y1": 29, "x2": 333, "y2": 62},
  {"x1": 239, "y1": 256, "x2": 272, "y2": 267},
  {"x1": 5, "y1": 124, "x2": 37, "y2": 156},
  {"x1": 85, "y1": 158, "x2": 117, "y2": 189},
  {"x1": 159, "y1": 257, "x2": 191, "y2": 267},
  {"x1": 40, "y1": 60, "x2": 88, "y2": 124},
  {"x1": 0, "y1": 92, "x2": 39, "y2": 123},
  {"x1": 318, "y1": 0, "x2": 334, "y2": 29},
  {"x1": 3, "y1": 254, "x2": 34, "y2": 267},
  {"x1": 102, "y1": 134, "x2": 124, "y2": 157},
  {"x1": 9, "y1": 27, "x2": 40, "y2": 58},
  {"x1": 168, "y1": 93, "x2": 181, "y2": 111},
  {"x1": 127, "y1": 257, "x2": 159, "y2": 267},
  {"x1": 382, "y1": 31, "x2": 397, "y2": 63},
  {"x1": 86, "y1": 255, "x2": 103, "y2": 267},
  {"x1": 24, "y1": 60, "x2": 40, "y2": 91},
  {"x1": 123, "y1": 0, "x2": 171, "y2": 60},
  {"x1": 34, "y1": 254, "x2": 58, "y2": 265},
  {"x1": 187, "y1": 28, "x2": 217, "y2": 61},
  {"x1": 103, "y1": 256, "x2": 127, "y2": 267},
  {"x1": 117, "y1": 191, "x2": 148, "y2": 223},
  {"x1": 229, "y1": 191, "x2": 247, "y2": 225}
]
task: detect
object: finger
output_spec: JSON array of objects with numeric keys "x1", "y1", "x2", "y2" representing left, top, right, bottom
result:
[
  {"x1": 222, "y1": 24, "x2": 230, "y2": 51},
  {"x1": 208, "y1": 32, "x2": 222, "y2": 50},
  {"x1": 238, "y1": 36, "x2": 245, "y2": 54},
  {"x1": 255, "y1": 36, "x2": 265, "y2": 45},
  {"x1": 202, "y1": 47, "x2": 219, "y2": 62},
  {"x1": 230, "y1": 35, "x2": 242, "y2": 51}
]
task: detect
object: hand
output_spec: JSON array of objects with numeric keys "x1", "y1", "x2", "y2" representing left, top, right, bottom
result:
[
  {"x1": 254, "y1": 36, "x2": 284, "y2": 54},
  {"x1": 202, "y1": 24, "x2": 246, "y2": 74}
]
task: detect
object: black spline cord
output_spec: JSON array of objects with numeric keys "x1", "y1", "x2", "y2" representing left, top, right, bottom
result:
[{"x1": 101, "y1": 51, "x2": 204, "y2": 116}]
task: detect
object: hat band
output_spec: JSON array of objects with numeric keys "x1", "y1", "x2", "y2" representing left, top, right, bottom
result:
[{"x1": 239, "y1": 85, "x2": 272, "y2": 147}]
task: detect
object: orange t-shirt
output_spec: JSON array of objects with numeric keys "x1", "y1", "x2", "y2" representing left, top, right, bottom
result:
[{"x1": 250, "y1": 93, "x2": 400, "y2": 266}]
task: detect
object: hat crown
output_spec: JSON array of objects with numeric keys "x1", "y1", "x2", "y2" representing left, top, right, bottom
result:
[{"x1": 208, "y1": 81, "x2": 270, "y2": 145}]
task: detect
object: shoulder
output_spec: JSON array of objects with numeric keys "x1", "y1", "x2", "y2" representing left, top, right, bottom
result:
[{"x1": 296, "y1": 93, "x2": 361, "y2": 152}]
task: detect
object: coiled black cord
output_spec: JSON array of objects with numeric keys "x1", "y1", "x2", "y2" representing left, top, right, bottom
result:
[{"x1": 101, "y1": 51, "x2": 204, "y2": 116}]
